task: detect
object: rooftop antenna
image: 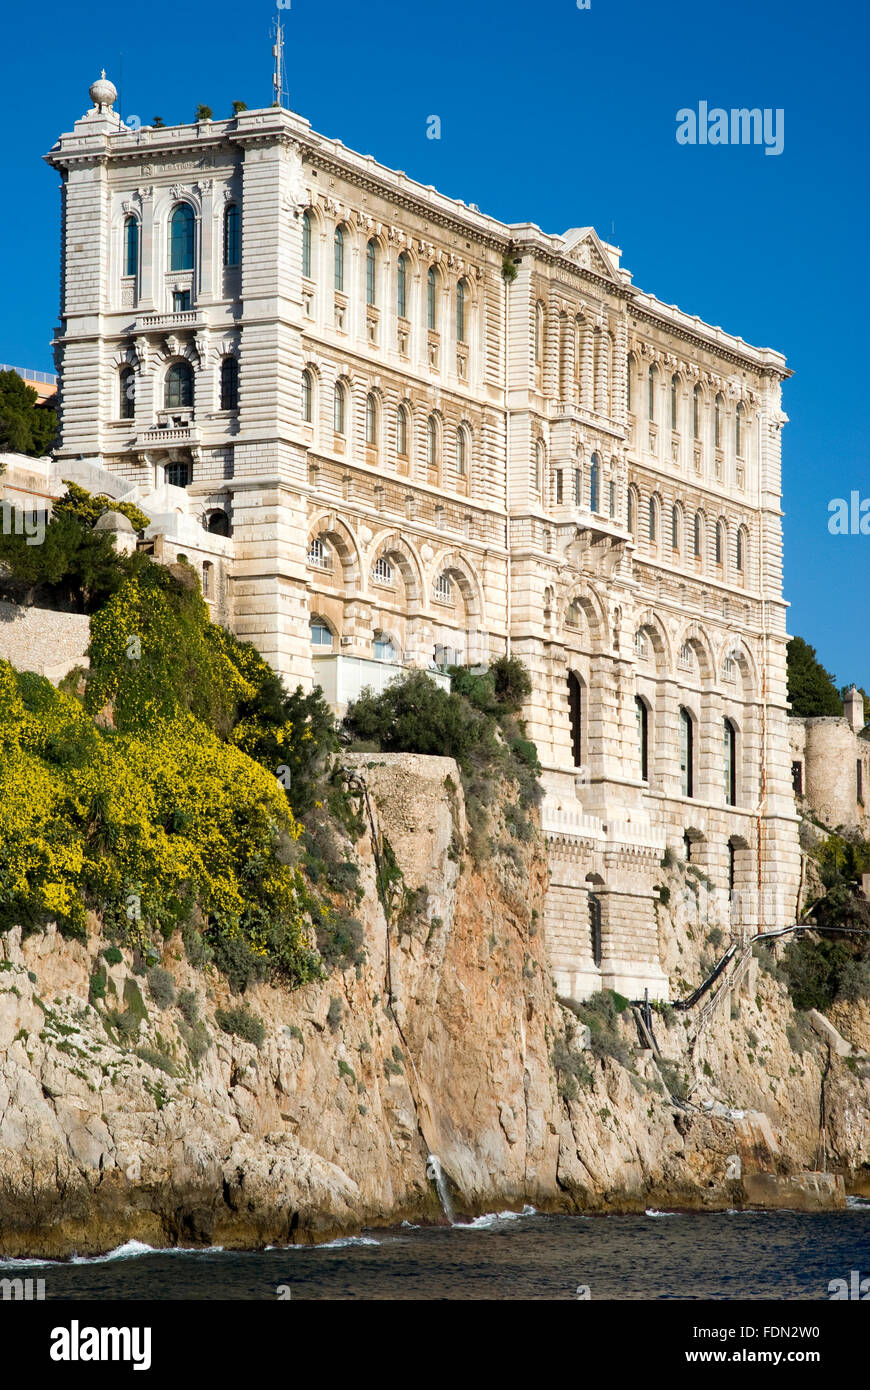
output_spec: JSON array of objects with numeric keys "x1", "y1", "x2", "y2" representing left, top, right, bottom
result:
[{"x1": 271, "y1": 18, "x2": 287, "y2": 108}]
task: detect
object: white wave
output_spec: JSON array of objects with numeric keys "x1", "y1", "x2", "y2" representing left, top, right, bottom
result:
[
  {"x1": 846, "y1": 1196, "x2": 870, "y2": 1210},
  {"x1": 644, "y1": 1208, "x2": 682, "y2": 1217},
  {"x1": 0, "y1": 1239, "x2": 224, "y2": 1269},
  {"x1": 455, "y1": 1205, "x2": 536, "y2": 1230}
]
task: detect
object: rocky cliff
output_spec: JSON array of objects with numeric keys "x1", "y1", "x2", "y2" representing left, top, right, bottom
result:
[{"x1": 1, "y1": 754, "x2": 869, "y2": 1258}]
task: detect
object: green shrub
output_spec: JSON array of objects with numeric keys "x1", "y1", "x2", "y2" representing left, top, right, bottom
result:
[
  {"x1": 215, "y1": 1004, "x2": 266, "y2": 1048},
  {"x1": 146, "y1": 965, "x2": 176, "y2": 1008},
  {"x1": 176, "y1": 988, "x2": 199, "y2": 1025},
  {"x1": 327, "y1": 996, "x2": 344, "y2": 1031},
  {"x1": 101, "y1": 945, "x2": 123, "y2": 966},
  {"x1": 88, "y1": 970, "x2": 107, "y2": 1002},
  {"x1": 135, "y1": 1045, "x2": 177, "y2": 1076}
]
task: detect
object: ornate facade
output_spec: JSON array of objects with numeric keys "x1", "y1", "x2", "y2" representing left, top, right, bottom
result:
[{"x1": 44, "y1": 80, "x2": 801, "y2": 1000}]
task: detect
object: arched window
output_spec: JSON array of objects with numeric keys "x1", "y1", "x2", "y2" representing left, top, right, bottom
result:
[
  {"x1": 164, "y1": 361, "x2": 193, "y2": 409},
  {"x1": 456, "y1": 425, "x2": 468, "y2": 477},
  {"x1": 426, "y1": 415, "x2": 439, "y2": 468},
  {"x1": 573, "y1": 465, "x2": 582, "y2": 506},
  {"x1": 693, "y1": 511, "x2": 702, "y2": 559},
  {"x1": 302, "y1": 211, "x2": 312, "y2": 279},
  {"x1": 373, "y1": 631, "x2": 396, "y2": 662},
  {"x1": 648, "y1": 495, "x2": 658, "y2": 542},
  {"x1": 626, "y1": 354, "x2": 634, "y2": 413},
  {"x1": 119, "y1": 366, "x2": 135, "y2": 420},
  {"x1": 310, "y1": 617, "x2": 333, "y2": 649},
  {"x1": 724, "y1": 718, "x2": 737, "y2": 805},
  {"x1": 334, "y1": 226, "x2": 345, "y2": 292},
  {"x1": 736, "y1": 402, "x2": 745, "y2": 457},
  {"x1": 693, "y1": 384, "x2": 701, "y2": 440},
  {"x1": 202, "y1": 561, "x2": 213, "y2": 599},
  {"x1": 207, "y1": 510, "x2": 230, "y2": 536},
  {"x1": 433, "y1": 572, "x2": 452, "y2": 603},
  {"x1": 223, "y1": 204, "x2": 239, "y2": 268},
  {"x1": 608, "y1": 479, "x2": 616, "y2": 518},
  {"x1": 736, "y1": 526, "x2": 746, "y2": 573},
  {"x1": 715, "y1": 520, "x2": 725, "y2": 566},
  {"x1": 679, "y1": 707, "x2": 694, "y2": 798},
  {"x1": 365, "y1": 392, "x2": 378, "y2": 447},
  {"x1": 366, "y1": 239, "x2": 377, "y2": 306},
  {"x1": 165, "y1": 460, "x2": 191, "y2": 488},
  {"x1": 123, "y1": 216, "x2": 139, "y2": 278},
  {"x1": 220, "y1": 356, "x2": 238, "y2": 411},
  {"x1": 427, "y1": 267, "x2": 437, "y2": 331},
  {"x1": 715, "y1": 393, "x2": 723, "y2": 449},
  {"x1": 567, "y1": 671, "x2": 583, "y2": 768},
  {"x1": 648, "y1": 363, "x2": 657, "y2": 421},
  {"x1": 456, "y1": 279, "x2": 467, "y2": 343},
  {"x1": 535, "y1": 440, "x2": 545, "y2": 494},
  {"x1": 396, "y1": 403, "x2": 409, "y2": 457},
  {"x1": 397, "y1": 253, "x2": 408, "y2": 318},
  {"x1": 372, "y1": 556, "x2": 393, "y2": 585},
  {"x1": 333, "y1": 380, "x2": 346, "y2": 435},
  {"x1": 535, "y1": 302, "x2": 544, "y2": 365},
  {"x1": 627, "y1": 486, "x2": 636, "y2": 534},
  {"x1": 301, "y1": 369, "x2": 313, "y2": 423},
  {"x1": 671, "y1": 374, "x2": 679, "y2": 431},
  {"x1": 671, "y1": 503, "x2": 681, "y2": 551},
  {"x1": 169, "y1": 203, "x2": 195, "y2": 271},
  {"x1": 589, "y1": 453, "x2": 600, "y2": 512},
  {"x1": 635, "y1": 696, "x2": 649, "y2": 781}
]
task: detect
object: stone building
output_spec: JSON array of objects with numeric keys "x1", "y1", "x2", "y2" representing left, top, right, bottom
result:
[
  {"x1": 790, "y1": 687, "x2": 870, "y2": 834},
  {"x1": 41, "y1": 76, "x2": 802, "y2": 1000}
]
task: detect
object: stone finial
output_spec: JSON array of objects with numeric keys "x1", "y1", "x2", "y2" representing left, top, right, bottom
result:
[
  {"x1": 89, "y1": 70, "x2": 118, "y2": 111},
  {"x1": 843, "y1": 685, "x2": 865, "y2": 734}
]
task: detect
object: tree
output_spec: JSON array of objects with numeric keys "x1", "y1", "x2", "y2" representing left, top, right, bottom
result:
[
  {"x1": 195, "y1": 104, "x2": 213, "y2": 122},
  {"x1": 0, "y1": 370, "x2": 57, "y2": 457},
  {"x1": 787, "y1": 637, "x2": 842, "y2": 717},
  {"x1": 54, "y1": 481, "x2": 150, "y2": 533},
  {"x1": 231, "y1": 101, "x2": 247, "y2": 115}
]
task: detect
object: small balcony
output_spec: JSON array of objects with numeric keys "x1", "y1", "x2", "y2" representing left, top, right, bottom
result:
[
  {"x1": 313, "y1": 654, "x2": 450, "y2": 712},
  {"x1": 135, "y1": 310, "x2": 203, "y2": 333}
]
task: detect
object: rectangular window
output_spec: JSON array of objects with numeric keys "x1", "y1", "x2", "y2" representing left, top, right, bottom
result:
[
  {"x1": 173, "y1": 290, "x2": 191, "y2": 312},
  {"x1": 858, "y1": 760, "x2": 864, "y2": 806},
  {"x1": 555, "y1": 470, "x2": 563, "y2": 504},
  {"x1": 791, "y1": 761, "x2": 803, "y2": 796}
]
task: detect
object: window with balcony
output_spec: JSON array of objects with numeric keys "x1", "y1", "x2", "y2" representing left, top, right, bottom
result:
[
  {"x1": 372, "y1": 556, "x2": 394, "y2": 585},
  {"x1": 164, "y1": 361, "x2": 193, "y2": 409}
]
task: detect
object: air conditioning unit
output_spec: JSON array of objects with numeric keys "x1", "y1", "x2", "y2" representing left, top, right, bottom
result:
[{"x1": 340, "y1": 636, "x2": 353, "y2": 646}]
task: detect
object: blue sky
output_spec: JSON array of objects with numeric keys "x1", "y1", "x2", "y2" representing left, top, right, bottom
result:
[{"x1": 0, "y1": 0, "x2": 864, "y2": 690}]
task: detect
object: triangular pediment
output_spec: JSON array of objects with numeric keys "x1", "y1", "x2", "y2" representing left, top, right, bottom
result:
[{"x1": 561, "y1": 227, "x2": 621, "y2": 284}]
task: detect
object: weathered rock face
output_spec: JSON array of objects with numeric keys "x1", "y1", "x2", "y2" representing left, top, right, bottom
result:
[{"x1": 1, "y1": 755, "x2": 870, "y2": 1257}]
